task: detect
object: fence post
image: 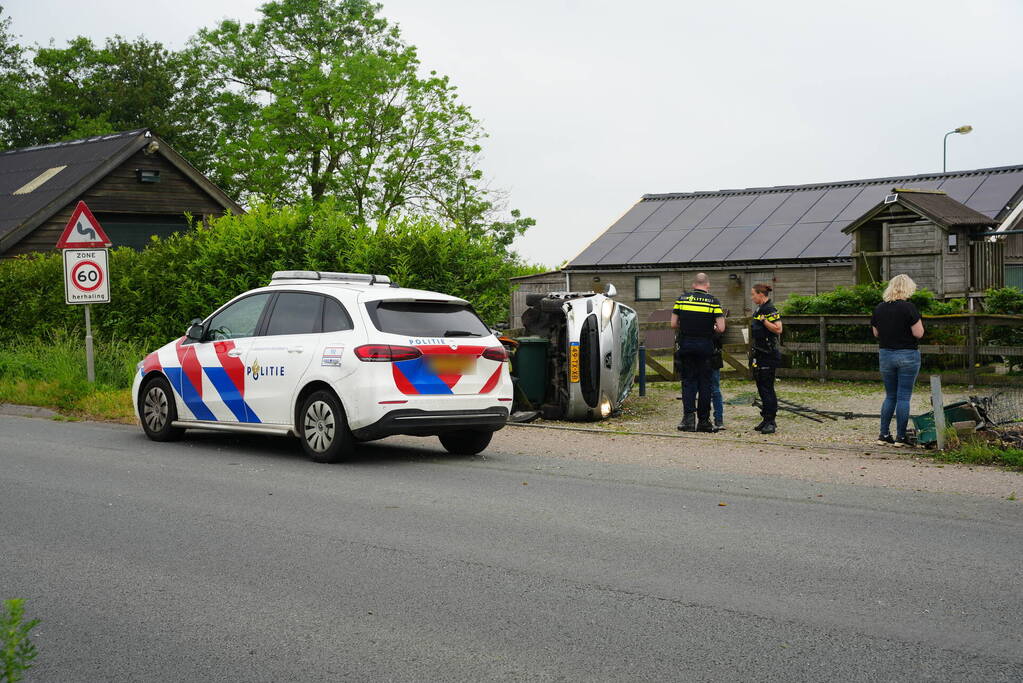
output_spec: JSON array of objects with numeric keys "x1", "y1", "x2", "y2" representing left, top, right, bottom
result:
[
  {"x1": 818, "y1": 315, "x2": 827, "y2": 383},
  {"x1": 967, "y1": 313, "x2": 978, "y2": 389},
  {"x1": 638, "y1": 346, "x2": 646, "y2": 397},
  {"x1": 930, "y1": 375, "x2": 946, "y2": 450}
]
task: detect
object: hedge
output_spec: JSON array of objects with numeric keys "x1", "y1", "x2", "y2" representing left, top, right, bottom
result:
[
  {"x1": 778, "y1": 283, "x2": 1023, "y2": 372},
  {"x1": 0, "y1": 202, "x2": 541, "y2": 347}
]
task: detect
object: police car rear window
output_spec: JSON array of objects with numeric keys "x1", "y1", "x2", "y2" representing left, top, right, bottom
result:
[{"x1": 366, "y1": 301, "x2": 490, "y2": 337}]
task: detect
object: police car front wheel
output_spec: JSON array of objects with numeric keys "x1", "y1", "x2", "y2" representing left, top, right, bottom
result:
[
  {"x1": 139, "y1": 376, "x2": 184, "y2": 442},
  {"x1": 299, "y1": 390, "x2": 354, "y2": 463}
]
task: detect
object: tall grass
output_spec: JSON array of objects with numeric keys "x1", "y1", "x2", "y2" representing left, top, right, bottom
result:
[{"x1": 0, "y1": 331, "x2": 145, "y2": 420}]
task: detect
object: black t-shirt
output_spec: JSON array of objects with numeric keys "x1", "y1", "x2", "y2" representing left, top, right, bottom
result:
[{"x1": 871, "y1": 300, "x2": 921, "y2": 350}]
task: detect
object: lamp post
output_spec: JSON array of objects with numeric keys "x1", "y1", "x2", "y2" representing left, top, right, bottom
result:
[{"x1": 943, "y1": 125, "x2": 973, "y2": 172}]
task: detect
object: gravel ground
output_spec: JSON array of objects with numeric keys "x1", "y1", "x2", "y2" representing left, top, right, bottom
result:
[{"x1": 498, "y1": 378, "x2": 1022, "y2": 500}]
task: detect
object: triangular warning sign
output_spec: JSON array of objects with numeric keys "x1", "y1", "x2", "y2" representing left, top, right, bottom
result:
[{"x1": 56, "y1": 201, "x2": 112, "y2": 249}]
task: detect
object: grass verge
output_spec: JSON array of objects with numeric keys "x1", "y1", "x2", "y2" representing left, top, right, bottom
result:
[
  {"x1": 0, "y1": 333, "x2": 140, "y2": 422},
  {"x1": 935, "y1": 438, "x2": 1023, "y2": 471}
]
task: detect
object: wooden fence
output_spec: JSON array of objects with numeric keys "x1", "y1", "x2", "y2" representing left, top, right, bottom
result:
[{"x1": 638, "y1": 314, "x2": 1023, "y2": 386}]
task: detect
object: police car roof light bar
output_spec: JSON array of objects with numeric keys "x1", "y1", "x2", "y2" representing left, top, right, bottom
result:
[{"x1": 270, "y1": 271, "x2": 395, "y2": 286}]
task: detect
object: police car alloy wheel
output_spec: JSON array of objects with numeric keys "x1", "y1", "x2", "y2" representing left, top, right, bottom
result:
[
  {"x1": 438, "y1": 429, "x2": 493, "y2": 456},
  {"x1": 139, "y1": 376, "x2": 184, "y2": 441},
  {"x1": 300, "y1": 390, "x2": 353, "y2": 463}
]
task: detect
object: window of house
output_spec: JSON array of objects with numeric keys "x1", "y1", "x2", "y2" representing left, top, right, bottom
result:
[{"x1": 635, "y1": 276, "x2": 661, "y2": 301}]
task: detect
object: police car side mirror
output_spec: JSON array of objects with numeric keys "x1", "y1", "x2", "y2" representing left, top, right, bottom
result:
[{"x1": 185, "y1": 318, "x2": 205, "y2": 341}]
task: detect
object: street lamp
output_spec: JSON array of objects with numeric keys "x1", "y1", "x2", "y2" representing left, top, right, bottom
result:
[{"x1": 943, "y1": 125, "x2": 973, "y2": 172}]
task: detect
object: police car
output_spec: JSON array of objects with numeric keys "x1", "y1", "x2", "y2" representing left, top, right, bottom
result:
[{"x1": 132, "y1": 271, "x2": 512, "y2": 462}]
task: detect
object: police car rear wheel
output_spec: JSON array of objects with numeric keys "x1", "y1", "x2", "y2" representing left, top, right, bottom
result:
[
  {"x1": 139, "y1": 376, "x2": 184, "y2": 442},
  {"x1": 438, "y1": 429, "x2": 493, "y2": 456},
  {"x1": 300, "y1": 390, "x2": 353, "y2": 463}
]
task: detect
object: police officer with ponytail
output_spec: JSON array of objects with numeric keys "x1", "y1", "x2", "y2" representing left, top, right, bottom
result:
[{"x1": 750, "y1": 283, "x2": 782, "y2": 434}]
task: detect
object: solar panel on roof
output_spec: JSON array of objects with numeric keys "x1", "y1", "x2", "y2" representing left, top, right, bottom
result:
[
  {"x1": 605, "y1": 201, "x2": 661, "y2": 233},
  {"x1": 896, "y1": 179, "x2": 943, "y2": 191},
  {"x1": 965, "y1": 172, "x2": 1023, "y2": 215},
  {"x1": 660, "y1": 228, "x2": 722, "y2": 263},
  {"x1": 937, "y1": 175, "x2": 985, "y2": 203},
  {"x1": 727, "y1": 193, "x2": 790, "y2": 227},
  {"x1": 666, "y1": 196, "x2": 725, "y2": 229},
  {"x1": 763, "y1": 223, "x2": 829, "y2": 259},
  {"x1": 694, "y1": 195, "x2": 756, "y2": 228},
  {"x1": 570, "y1": 233, "x2": 630, "y2": 266},
  {"x1": 799, "y1": 187, "x2": 861, "y2": 223},
  {"x1": 798, "y1": 221, "x2": 852, "y2": 259},
  {"x1": 761, "y1": 189, "x2": 826, "y2": 225},
  {"x1": 636, "y1": 199, "x2": 692, "y2": 231},
  {"x1": 836, "y1": 187, "x2": 887, "y2": 221},
  {"x1": 629, "y1": 229, "x2": 690, "y2": 264},
  {"x1": 726, "y1": 224, "x2": 791, "y2": 260},
  {"x1": 597, "y1": 231, "x2": 660, "y2": 265},
  {"x1": 693, "y1": 226, "x2": 757, "y2": 261}
]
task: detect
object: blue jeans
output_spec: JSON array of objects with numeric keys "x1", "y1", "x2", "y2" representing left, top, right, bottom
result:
[
  {"x1": 879, "y1": 349, "x2": 921, "y2": 440},
  {"x1": 711, "y1": 368, "x2": 723, "y2": 424}
]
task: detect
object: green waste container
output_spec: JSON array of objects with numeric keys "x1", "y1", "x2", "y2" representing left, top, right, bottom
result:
[
  {"x1": 511, "y1": 337, "x2": 549, "y2": 407},
  {"x1": 912, "y1": 401, "x2": 980, "y2": 445}
]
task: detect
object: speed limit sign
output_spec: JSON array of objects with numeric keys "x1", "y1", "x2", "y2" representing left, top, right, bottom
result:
[{"x1": 63, "y1": 249, "x2": 110, "y2": 304}]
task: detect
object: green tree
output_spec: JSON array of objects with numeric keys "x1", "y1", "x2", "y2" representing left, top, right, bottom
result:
[
  {"x1": 0, "y1": 7, "x2": 30, "y2": 145},
  {"x1": 0, "y1": 30, "x2": 224, "y2": 181},
  {"x1": 194, "y1": 0, "x2": 529, "y2": 238}
]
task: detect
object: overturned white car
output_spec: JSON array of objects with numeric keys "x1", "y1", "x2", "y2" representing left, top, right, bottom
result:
[{"x1": 518, "y1": 286, "x2": 639, "y2": 420}]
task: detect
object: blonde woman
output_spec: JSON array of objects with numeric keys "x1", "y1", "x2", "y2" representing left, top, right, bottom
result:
[{"x1": 871, "y1": 274, "x2": 925, "y2": 446}]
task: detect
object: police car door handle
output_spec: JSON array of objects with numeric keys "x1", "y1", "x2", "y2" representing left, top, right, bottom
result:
[
  {"x1": 288, "y1": 346, "x2": 304, "y2": 353},
  {"x1": 226, "y1": 349, "x2": 243, "y2": 358}
]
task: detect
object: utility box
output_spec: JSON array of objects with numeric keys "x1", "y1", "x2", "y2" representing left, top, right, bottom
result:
[{"x1": 511, "y1": 337, "x2": 549, "y2": 407}]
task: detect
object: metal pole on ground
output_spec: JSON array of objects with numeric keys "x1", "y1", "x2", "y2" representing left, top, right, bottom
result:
[
  {"x1": 85, "y1": 304, "x2": 95, "y2": 383},
  {"x1": 930, "y1": 375, "x2": 945, "y2": 450}
]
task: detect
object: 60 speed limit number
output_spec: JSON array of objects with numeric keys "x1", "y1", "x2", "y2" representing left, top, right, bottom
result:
[{"x1": 63, "y1": 249, "x2": 110, "y2": 304}]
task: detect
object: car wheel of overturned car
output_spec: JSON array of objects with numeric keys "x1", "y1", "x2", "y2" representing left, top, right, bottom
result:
[
  {"x1": 139, "y1": 375, "x2": 184, "y2": 442},
  {"x1": 299, "y1": 389, "x2": 354, "y2": 463},
  {"x1": 438, "y1": 429, "x2": 493, "y2": 456}
]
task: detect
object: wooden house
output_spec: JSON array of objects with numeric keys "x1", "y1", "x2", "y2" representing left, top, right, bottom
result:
[
  {"x1": 0, "y1": 129, "x2": 243, "y2": 257},
  {"x1": 841, "y1": 189, "x2": 1001, "y2": 298}
]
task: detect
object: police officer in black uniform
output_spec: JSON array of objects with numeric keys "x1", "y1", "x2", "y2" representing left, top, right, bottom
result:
[
  {"x1": 750, "y1": 283, "x2": 783, "y2": 434},
  {"x1": 672, "y1": 273, "x2": 725, "y2": 432}
]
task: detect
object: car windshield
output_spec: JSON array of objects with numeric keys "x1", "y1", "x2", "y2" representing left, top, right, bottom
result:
[{"x1": 366, "y1": 301, "x2": 490, "y2": 337}]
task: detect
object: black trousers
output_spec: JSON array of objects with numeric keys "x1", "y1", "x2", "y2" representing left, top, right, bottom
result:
[
  {"x1": 679, "y1": 337, "x2": 713, "y2": 420},
  {"x1": 755, "y1": 365, "x2": 777, "y2": 420}
]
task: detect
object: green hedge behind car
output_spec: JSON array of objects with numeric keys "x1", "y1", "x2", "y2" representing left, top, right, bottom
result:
[{"x1": 0, "y1": 203, "x2": 541, "y2": 347}]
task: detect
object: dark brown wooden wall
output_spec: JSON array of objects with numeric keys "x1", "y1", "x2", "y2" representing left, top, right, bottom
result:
[{"x1": 6, "y1": 149, "x2": 232, "y2": 256}]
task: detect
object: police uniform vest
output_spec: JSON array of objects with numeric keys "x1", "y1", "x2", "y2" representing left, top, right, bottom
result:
[
  {"x1": 673, "y1": 290, "x2": 723, "y2": 338},
  {"x1": 751, "y1": 300, "x2": 781, "y2": 361}
]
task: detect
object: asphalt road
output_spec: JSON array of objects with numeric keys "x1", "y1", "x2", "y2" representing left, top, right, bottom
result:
[{"x1": 2, "y1": 415, "x2": 1022, "y2": 682}]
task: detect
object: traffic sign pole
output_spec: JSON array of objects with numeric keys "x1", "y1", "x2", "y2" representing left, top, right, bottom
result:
[
  {"x1": 85, "y1": 304, "x2": 95, "y2": 383},
  {"x1": 57, "y1": 201, "x2": 112, "y2": 384}
]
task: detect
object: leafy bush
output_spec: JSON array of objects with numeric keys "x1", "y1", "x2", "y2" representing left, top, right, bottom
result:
[
  {"x1": 779, "y1": 284, "x2": 966, "y2": 371},
  {"x1": 981, "y1": 287, "x2": 1023, "y2": 371},
  {"x1": 1, "y1": 599, "x2": 39, "y2": 683},
  {"x1": 0, "y1": 203, "x2": 542, "y2": 348}
]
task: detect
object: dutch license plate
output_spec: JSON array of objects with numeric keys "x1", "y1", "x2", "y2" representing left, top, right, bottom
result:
[
  {"x1": 428, "y1": 355, "x2": 476, "y2": 374},
  {"x1": 569, "y1": 342, "x2": 580, "y2": 383}
]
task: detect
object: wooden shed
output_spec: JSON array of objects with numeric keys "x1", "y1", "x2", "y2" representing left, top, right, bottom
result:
[
  {"x1": 842, "y1": 188, "x2": 1002, "y2": 297},
  {"x1": 0, "y1": 129, "x2": 243, "y2": 257}
]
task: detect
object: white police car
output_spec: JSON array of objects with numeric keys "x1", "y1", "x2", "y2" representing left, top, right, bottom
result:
[{"x1": 132, "y1": 271, "x2": 512, "y2": 462}]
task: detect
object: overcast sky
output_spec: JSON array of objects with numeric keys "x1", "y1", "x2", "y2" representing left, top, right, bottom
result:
[{"x1": 5, "y1": 0, "x2": 1023, "y2": 268}]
